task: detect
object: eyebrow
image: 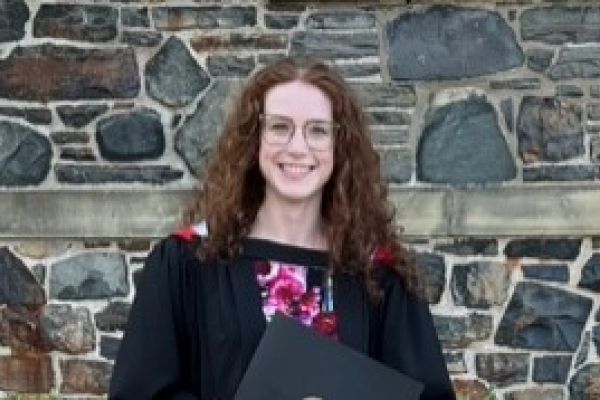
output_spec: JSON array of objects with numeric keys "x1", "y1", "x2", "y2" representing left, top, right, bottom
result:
[{"x1": 264, "y1": 113, "x2": 333, "y2": 122}]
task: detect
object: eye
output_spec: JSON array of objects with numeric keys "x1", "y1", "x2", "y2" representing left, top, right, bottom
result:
[{"x1": 307, "y1": 124, "x2": 330, "y2": 136}]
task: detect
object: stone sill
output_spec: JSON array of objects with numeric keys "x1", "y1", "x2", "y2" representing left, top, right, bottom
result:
[
  {"x1": 268, "y1": 0, "x2": 598, "y2": 4},
  {"x1": 2, "y1": 186, "x2": 600, "y2": 238}
]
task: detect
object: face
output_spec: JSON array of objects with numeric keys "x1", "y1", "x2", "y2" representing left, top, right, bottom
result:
[{"x1": 259, "y1": 80, "x2": 335, "y2": 206}]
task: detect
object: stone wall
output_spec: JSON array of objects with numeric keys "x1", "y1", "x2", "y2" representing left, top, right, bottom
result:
[{"x1": 1, "y1": 0, "x2": 599, "y2": 399}]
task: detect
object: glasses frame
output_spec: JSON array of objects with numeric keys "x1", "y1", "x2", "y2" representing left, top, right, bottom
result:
[{"x1": 259, "y1": 113, "x2": 339, "y2": 151}]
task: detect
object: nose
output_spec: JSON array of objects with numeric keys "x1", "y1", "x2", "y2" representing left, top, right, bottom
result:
[{"x1": 286, "y1": 123, "x2": 310, "y2": 153}]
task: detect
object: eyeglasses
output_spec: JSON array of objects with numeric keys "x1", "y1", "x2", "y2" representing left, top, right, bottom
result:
[{"x1": 259, "y1": 114, "x2": 338, "y2": 151}]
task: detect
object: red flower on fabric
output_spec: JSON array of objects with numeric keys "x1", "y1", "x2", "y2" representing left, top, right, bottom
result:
[{"x1": 313, "y1": 312, "x2": 338, "y2": 340}]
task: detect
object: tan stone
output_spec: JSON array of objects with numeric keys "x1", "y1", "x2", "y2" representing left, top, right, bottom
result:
[
  {"x1": 452, "y1": 378, "x2": 496, "y2": 400},
  {"x1": 0, "y1": 355, "x2": 54, "y2": 393},
  {"x1": 60, "y1": 359, "x2": 112, "y2": 394}
]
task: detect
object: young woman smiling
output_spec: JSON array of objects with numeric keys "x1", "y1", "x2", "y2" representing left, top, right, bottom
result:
[{"x1": 109, "y1": 58, "x2": 455, "y2": 400}]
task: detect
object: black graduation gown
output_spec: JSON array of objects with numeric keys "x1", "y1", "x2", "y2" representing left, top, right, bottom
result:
[{"x1": 109, "y1": 234, "x2": 455, "y2": 400}]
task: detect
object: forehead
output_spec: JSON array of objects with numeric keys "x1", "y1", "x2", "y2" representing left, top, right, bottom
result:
[{"x1": 264, "y1": 80, "x2": 332, "y2": 120}]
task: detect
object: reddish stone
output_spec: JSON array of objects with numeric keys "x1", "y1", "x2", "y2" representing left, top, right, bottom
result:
[
  {"x1": 0, "y1": 355, "x2": 54, "y2": 393},
  {"x1": 0, "y1": 306, "x2": 49, "y2": 353},
  {"x1": 452, "y1": 378, "x2": 495, "y2": 400},
  {"x1": 60, "y1": 359, "x2": 112, "y2": 394},
  {"x1": 190, "y1": 33, "x2": 287, "y2": 52}
]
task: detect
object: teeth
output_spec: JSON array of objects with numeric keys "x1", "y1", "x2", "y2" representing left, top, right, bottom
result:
[{"x1": 280, "y1": 164, "x2": 312, "y2": 174}]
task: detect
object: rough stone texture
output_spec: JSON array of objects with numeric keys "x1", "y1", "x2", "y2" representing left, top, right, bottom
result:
[
  {"x1": 504, "y1": 388, "x2": 564, "y2": 400},
  {"x1": 0, "y1": 306, "x2": 47, "y2": 352},
  {"x1": 121, "y1": 7, "x2": 150, "y2": 27},
  {"x1": 121, "y1": 30, "x2": 162, "y2": 47},
  {"x1": 39, "y1": 304, "x2": 95, "y2": 354},
  {"x1": 434, "y1": 238, "x2": 497, "y2": 256},
  {"x1": 60, "y1": 146, "x2": 95, "y2": 161},
  {"x1": 0, "y1": 106, "x2": 51, "y2": 125},
  {"x1": 175, "y1": 80, "x2": 235, "y2": 176},
  {"x1": 13, "y1": 241, "x2": 73, "y2": 259},
  {"x1": 444, "y1": 352, "x2": 466, "y2": 374},
  {"x1": 191, "y1": 33, "x2": 288, "y2": 51},
  {"x1": 290, "y1": 31, "x2": 378, "y2": 59},
  {"x1": 0, "y1": 355, "x2": 54, "y2": 393},
  {"x1": 0, "y1": 121, "x2": 52, "y2": 186},
  {"x1": 579, "y1": 253, "x2": 600, "y2": 292},
  {"x1": 31, "y1": 264, "x2": 46, "y2": 286},
  {"x1": 588, "y1": 104, "x2": 600, "y2": 121},
  {"x1": 521, "y1": 264, "x2": 569, "y2": 283},
  {"x1": 521, "y1": 7, "x2": 600, "y2": 44},
  {"x1": 495, "y1": 282, "x2": 592, "y2": 351},
  {"x1": 50, "y1": 252, "x2": 129, "y2": 300},
  {"x1": 117, "y1": 239, "x2": 151, "y2": 252},
  {"x1": 34, "y1": 4, "x2": 118, "y2": 42},
  {"x1": 569, "y1": 363, "x2": 600, "y2": 400},
  {"x1": 548, "y1": 47, "x2": 600, "y2": 80},
  {"x1": 335, "y1": 62, "x2": 380, "y2": 78},
  {"x1": 379, "y1": 148, "x2": 411, "y2": 184},
  {"x1": 500, "y1": 98, "x2": 514, "y2": 132},
  {"x1": 523, "y1": 165, "x2": 597, "y2": 182},
  {"x1": 433, "y1": 313, "x2": 493, "y2": 348},
  {"x1": 0, "y1": 0, "x2": 29, "y2": 42},
  {"x1": 0, "y1": 247, "x2": 46, "y2": 305},
  {"x1": 451, "y1": 261, "x2": 510, "y2": 308},
  {"x1": 475, "y1": 353, "x2": 529, "y2": 387},
  {"x1": 0, "y1": 44, "x2": 140, "y2": 101},
  {"x1": 152, "y1": 7, "x2": 256, "y2": 30},
  {"x1": 517, "y1": 97, "x2": 583, "y2": 163},
  {"x1": 60, "y1": 359, "x2": 112, "y2": 394},
  {"x1": 368, "y1": 111, "x2": 411, "y2": 126},
  {"x1": 305, "y1": 11, "x2": 376, "y2": 29},
  {"x1": 146, "y1": 36, "x2": 210, "y2": 107},
  {"x1": 526, "y1": 48, "x2": 554, "y2": 72},
  {"x1": 575, "y1": 331, "x2": 590, "y2": 367},
  {"x1": 417, "y1": 96, "x2": 516, "y2": 184},
  {"x1": 505, "y1": 239, "x2": 581, "y2": 260},
  {"x1": 350, "y1": 83, "x2": 416, "y2": 108},
  {"x1": 56, "y1": 105, "x2": 109, "y2": 128},
  {"x1": 96, "y1": 108, "x2": 165, "y2": 161},
  {"x1": 414, "y1": 252, "x2": 446, "y2": 304},
  {"x1": 371, "y1": 129, "x2": 409, "y2": 146},
  {"x1": 592, "y1": 85, "x2": 600, "y2": 99},
  {"x1": 50, "y1": 131, "x2": 89, "y2": 145},
  {"x1": 55, "y1": 164, "x2": 184, "y2": 184},
  {"x1": 593, "y1": 325, "x2": 600, "y2": 357},
  {"x1": 264, "y1": 13, "x2": 298, "y2": 29},
  {"x1": 489, "y1": 78, "x2": 540, "y2": 90},
  {"x1": 95, "y1": 301, "x2": 131, "y2": 332},
  {"x1": 387, "y1": 6, "x2": 523, "y2": 80},
  {"x1": 533, "y1": 355, "x2": 572, "y2": 383},
  {"x1": 451, "y1": 379, "x2": 495, "y2": 400},
  {"x1": 556, "y1": 84, "x2": 584, "y2": 98},
  {"x1": 207, "y1": 55, "x2": 255, "y2": 77}
]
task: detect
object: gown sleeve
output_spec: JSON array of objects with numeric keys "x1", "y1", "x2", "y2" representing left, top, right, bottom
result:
[
  {"x1": 109, "y1": 237, "x2": 199, "y2": 400},
  {"x1": 379, "y1": 271, "x2": 455, "y2": 400}
]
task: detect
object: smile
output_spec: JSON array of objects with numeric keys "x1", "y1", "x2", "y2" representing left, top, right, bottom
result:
[{"x1": 278, "y1": 163, "x2": 315, "y2": 176}]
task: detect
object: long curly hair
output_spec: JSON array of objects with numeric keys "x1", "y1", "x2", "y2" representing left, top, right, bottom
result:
[{"x1": 181, "y1": 57, "x2": 420, "y2": 300}]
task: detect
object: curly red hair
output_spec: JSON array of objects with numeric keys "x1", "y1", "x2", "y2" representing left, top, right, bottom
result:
[{"x1": 181, "y1": 57, "x2": 420, "y2": 300}]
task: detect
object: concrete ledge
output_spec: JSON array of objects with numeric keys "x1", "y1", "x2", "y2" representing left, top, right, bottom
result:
[{"x1": 2, "y1": 187, "x2": 600, "y2": 238}]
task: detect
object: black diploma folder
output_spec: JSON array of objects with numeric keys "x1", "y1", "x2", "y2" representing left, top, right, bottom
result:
[{"x1": 234, "y1": 313, "x2": 424, "y2": 400}]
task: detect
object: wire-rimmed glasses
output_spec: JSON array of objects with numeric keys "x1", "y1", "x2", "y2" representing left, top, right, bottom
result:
[{"x1": 259, "y1": 114, "x2": 338, "y2": 151}]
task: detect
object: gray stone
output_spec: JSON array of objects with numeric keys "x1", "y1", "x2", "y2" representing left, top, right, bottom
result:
[
  {"x1": 526, "y1": 48, "x2": 554, "y2": 72},
  {"x1": 55, "y1": 164, "x2": 184, "y2": 184},
  {"x1": 56, "y1": 104, "x2": 109, "y2": 128},
  {"x1": 489, "y1": 78, "x2": 540, "y2": 90},
  {"x1": 500, "y1": 98, "x2": 513, "y2": 132},
  {"x1": 305, "y1": 11, "x2": 376, "y2": 29},
  {"x1": 593, "y1": 325, "x2": 600, "y2": 357},
  {"x1": 588, "y1": 104, "x2": 600, "y2": 121},
  {"x1": 34, "y1": 4, "x2": 118, "y2": 42},
  {"x1": 152, "y1": 7, "x2": 256, "y2": 30},
  {"x1": 0, "y1": 0, "x2": 29, "y2": 42},
  {"x1": 521, "y1": 264, "x2": 569, "y2": 283},
  {"x1": 175, "y1": 80, "x2": 235, "y2": 176},
  {"x1": 350, "y1": 83, "x2": 416, "y2": 108},
  {"x1": 504, "y1": 238, "x2": 581, "y2": 260},
  {"x1": 39, "y1": 304, "x2": 95, "y2": 354},
  {"x1": 569, "y1": 363, "x2": 600, "y2": 400},
  {"x1": 433, "y1": 313, "x2": 493, "y2": 348},
  {"x1": 556, "y1": 84, "x2": 584, "y2": 98},
  {"x1": 264, "y1": 14, "x2": 298, "y2": 29},
  {"x1": 96, "y1": 108, "x2": 164, "y2": 161},
  {"x1": 191, "y1": 33, "x2": 288, "y2": 52},
  {"x1": 95, "y1": 301, "x2": 131, "y2": 332},
  {"x1": 0, "y1": 44, "x2": 140, "y2": 101},
  {"x1": 290, "y1": 31, "x2": 378, "y2": 59},
  {"x1": 443, "y1": 352, "x2": 466, "y2": 374},
  {"x1": 207, "y1": 55, "x2": 255, "y2": 77},
  {"x1": 60, "y1": 147, "x2": 95, "y2": 161},
  {"x1": 371, "y1": 129, "x2": 409, "y2": 146},
  {"x1": 379, "y1": 148, "x2": 411, "y2": 184},
  {"x1": 60, "y1": 359, "x2": 112, "y2": 394},
  {"x1": 592, "y1": 85, "x2": 600, "y2": 98},
  {"x1": 505, "y1": 388, "x2": 564, "y2": 400},
  {"x1": 0, "y1": 106, "x2": 51, "y2": 125},
  {"x1": 475, "y1": 353, "x2": 529, "y2": 387},
  {"x1": 0, "y1": 121, "x2": 51, "y2": 186},
  {"x1": 0, "y1": 247, "x2": 45, "y2": 305},
  {"x1": 579, "y1": 253, "x2": 600, "y2": 292},
  {"x1": 495, "y1": 282, "x2": 592, "y2": 351},
  {"x1": 414, "y1": 252, "x2": 446, "y2": 304},
  {"x1": 50, "y1": 131, "x2": 89, "y2": 144},
  {"x1": 451, "y1": 261, "x2": 510, "y2": 308},
  {"x1": 517, "y1": 96, "x2": 583, "y2": 163},
  {"x1": 121, "y1": 31, "x2": 162, "y2": 47},
  {"x1": 50, "y1": 252, "x2": 129, "y2": 300},
  {"x1": 548, "y1": 47, "x2": 600, "y2": 80},
  {"x1": 121, "y1": 7, "x2": 149, "y2": 27},
  {"x1": 523, "y1": 165, "x2": 596, "y2": 182},
  {"x1": 521, "y1": 7, "x2": 600, "y2": 44},
  {"x1": 335, "y1": 62, "x2": 380, "y2": 78},
  {"x1": 417, "y1": 95, "x2": 516, "y2": 184},
  {"x1": 145, "y1": 36, "x2": 210, "y2": 107},
  {"x1": 575, "y1": 331, "x2": 590, "y2": 367},
  {"x1": 533, "y1": 355, "x2": 572, "y2": 383},
  {"x1": 434, "y1": 238, "x2": 497, "y2": 256},
  {"x1": 591, "y1": 136, "x2": 600, "y2": 163},
  {"x1": 587, "y1": 124, "x2": 600, "y2": 134},
  {"x1": 368, "y1": 111, "x2": 410, "y2": 126},
  {"x1": 387, "y1": 6, "x2": 523, "y2": 80},
  {"x1": 31, "y1": 264, "x2": 46, "y2": 286},
  {"x1": 100, "y1": 335, "x2": 121, "y2": 361}
]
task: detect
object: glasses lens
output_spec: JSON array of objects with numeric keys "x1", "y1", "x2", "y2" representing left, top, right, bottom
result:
[
  {"x1": 305, "y1": 121, "x2": 333, "y2": 150},
  {"x1": 263, "y1": 116, "x2": 292, "y2": 144}
]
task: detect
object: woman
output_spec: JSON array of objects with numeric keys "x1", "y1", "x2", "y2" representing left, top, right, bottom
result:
[{"x1": 109, "y1": 58, "x2": 455, "y2": 399}]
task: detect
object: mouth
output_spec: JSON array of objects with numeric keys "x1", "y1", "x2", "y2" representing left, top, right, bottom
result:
[{"x1": 278, "y1": 163, "x2": 316, "y2": 178}]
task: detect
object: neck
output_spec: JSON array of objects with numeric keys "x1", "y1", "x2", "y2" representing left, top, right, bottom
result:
[{"x1": 249, "y1": 193, "x2": 327, "y2": 250}]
